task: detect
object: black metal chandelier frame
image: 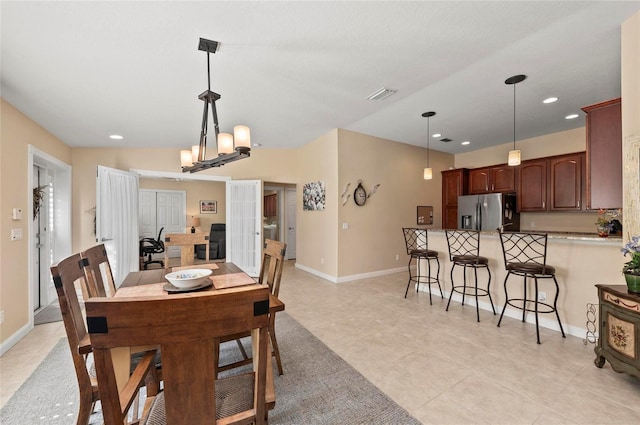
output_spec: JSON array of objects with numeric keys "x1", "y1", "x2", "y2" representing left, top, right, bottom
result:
[{"x1": 182, "y1": 38, "x2": 251, "y2": 173}]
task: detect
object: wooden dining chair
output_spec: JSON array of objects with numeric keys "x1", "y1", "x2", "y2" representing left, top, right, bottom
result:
[
  {"x1": 80, "y1": 244, "x2": 116, "y2": 298},
  {"x1": 163, "y1": 232, "x2": 209, "y2": 270},
  {"x1": 219, "y1": 239, "x2": 287, "y2": 376},
  {"x1": 86, "y1": 285, "x2": 271, "y2": 425},
  {"x1": 50, "y1": 253, "x2": 100, "y2": 425}
]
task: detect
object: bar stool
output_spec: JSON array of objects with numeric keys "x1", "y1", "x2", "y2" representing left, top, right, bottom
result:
[
  {"x1": 445, "y1": 230, "x2": 495, "y2": 322},
  {"x1": 402, "y1": 228, "x2": 443, "y2": 304},
  {"x1": 497, "y1": 231, "x2": 566, "y2": 344}
]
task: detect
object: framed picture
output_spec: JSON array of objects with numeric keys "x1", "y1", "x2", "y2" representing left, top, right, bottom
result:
[
  {"x1": 302, "y1": 180, "x2": 326, "y2": 211},
  {"x1": 200, "y1": 200, "x2": 217, "y2": 214},
  {"x1": 417, "y1": 206, "x2": 433, "y2": 225}
]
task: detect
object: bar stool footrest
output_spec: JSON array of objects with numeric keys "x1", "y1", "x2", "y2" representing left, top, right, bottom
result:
[
  {"x1": 506, "y1": 298, "x2": 556, "y2": 314},
  {"x1": 451, "y1": 286, "x2": 492, "y2": 298}
]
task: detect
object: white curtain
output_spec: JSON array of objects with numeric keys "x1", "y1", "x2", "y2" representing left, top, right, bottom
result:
[
  {"x1": 96, "y1": 166, "x2": 139, "y2": 286},
  {"x1": 226, "y1": 180, "x2": 262, "y2": 276}
]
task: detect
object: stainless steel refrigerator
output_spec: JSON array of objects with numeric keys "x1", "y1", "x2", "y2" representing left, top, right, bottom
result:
[{"x1": 458, "y1": 193, "x2": 520, "y2": 231}]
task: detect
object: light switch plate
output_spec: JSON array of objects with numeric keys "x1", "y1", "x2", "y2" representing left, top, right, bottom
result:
[
  {"x1": 11, "y1": 228, "x2": 23, "y2": 241},
  {"x1": 12, "y1": 208, "x2": 23, "y2": 220}
]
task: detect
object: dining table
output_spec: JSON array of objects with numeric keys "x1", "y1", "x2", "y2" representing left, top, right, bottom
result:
[{"x1": 109, "y1": 261, "x2": 284, "y2": 407}]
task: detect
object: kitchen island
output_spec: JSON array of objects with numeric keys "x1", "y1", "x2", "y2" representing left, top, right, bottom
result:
[{"x1": 421, "y1": 229, "x2": 624, "y2": 339}]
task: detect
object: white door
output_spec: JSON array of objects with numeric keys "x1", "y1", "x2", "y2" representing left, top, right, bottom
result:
[
  {"x1": 97, "y1": 165, "x2": 139, "y2": 286},
  {"x1": 138, "y1": 189, "x2": 157, "y2": 238},
  {"x1": 285, "y1": 188, "x2": 297, "y2": 260},
  {"x1": 226, "y1": 180, "x2": 262, "y2": 276},
  {"x1": 156, "y1": 191, "x2": 186, "y2": 257}
]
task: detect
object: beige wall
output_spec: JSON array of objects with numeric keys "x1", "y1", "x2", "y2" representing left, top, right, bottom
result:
[
  {"x1": 336, "y1": 129, "x2": 454, "y2": 277},
  {"x1": 0, "y1": 99, "x2": 71, "y2": 343},
  {"x1": 139, "y1": 178, "x2": 227, "y2": 232},
  {"x1": 296, "y1": 130, "x2": 340, "y2": 276}
]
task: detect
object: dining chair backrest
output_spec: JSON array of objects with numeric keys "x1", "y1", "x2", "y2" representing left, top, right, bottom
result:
[
  {"x1": 259, "y1": 239, "x2": 286, "y2": 297},
  {"x1": 499, "y1": 231, "x2": 550, "y2": 270},
  {"x1": 86, "y1": 285, "x2": 271, "y2": 425},
  {"x1": 163, "y1": 232, "x2": 209, "y2": 270},
  {"x1": 445, "y1": 229, "x2": 481, "y2": 261},
  {"x1": 81, "y1": 244, "x2": 116, "y2": 298},
  {"x1": 50, "y1": 253, "x2": 100, "y2": 425}
]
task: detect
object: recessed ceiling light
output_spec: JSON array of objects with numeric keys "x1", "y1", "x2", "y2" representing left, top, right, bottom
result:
[
  {"x1": 432, "y1": 133, "x2": 441, "y2": 138},
  {"x1": 253, "y1": 143, "x2": 262, "y2": 147},
  {"x1": 366, "y1": 87, "x2": 397, "y2": 101},
  {"x1": 109, "y1": 134, "x2": 123, "y2": 140},
  {"x1": 543, "y1": 97, "x2": 558, "y2": 104},
  {"x1": 461, "y1": 141, "x2": 470, "y2": 145},
  {"x1": 565, "y1": 114, "x2": 579, "y2": 120}
]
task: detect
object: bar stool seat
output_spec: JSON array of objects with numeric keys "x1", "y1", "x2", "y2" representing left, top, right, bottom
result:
[
  {"x1": 445, "y1": 230, "x2": 495, "y2": 322},
  {"x1": 402, "y1": 228, "x2": 443, "y2": 304},
  {"x1": 452, "y1": 255, "x2": 489, "y2": 265},
  {"x1": 497, "y1": 231, "x2": 566, "y2": 344}
]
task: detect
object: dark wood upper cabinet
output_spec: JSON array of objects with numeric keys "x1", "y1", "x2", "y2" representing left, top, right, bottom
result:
[
  {"x1": 469, "y1": 165, "x2": 515, "y2": 194},
  {"x1": 264, "y1": 193, "x2": 277, "y2": 217},
  {"x1": 549, "y1": 153, "x2": 583, "y2": 211},
  {"x1": 517, "y1": 159, "x2": 548, "y2": 212},
  {"x1": 441, "y1": 169, "x2": 468, "y2": 229},
  {"x1": 516, "y1": 152, "x2": 585, "y2": 212},
  {"x1": 581, "y1": 98, "x2": 622, "y2": 209}
]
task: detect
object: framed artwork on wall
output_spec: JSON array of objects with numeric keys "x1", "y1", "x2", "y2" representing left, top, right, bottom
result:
[
  {"x1": 200, "y1": 200, "x2": 217, "y2": 214},
  {"x1": 417, "y1": 206, "x2": 433, "y2": 225}
]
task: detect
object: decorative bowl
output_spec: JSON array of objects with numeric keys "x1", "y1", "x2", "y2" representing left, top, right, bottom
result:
[{"x1": 164, "y1": 269, "x2": 213, "y2": 288}]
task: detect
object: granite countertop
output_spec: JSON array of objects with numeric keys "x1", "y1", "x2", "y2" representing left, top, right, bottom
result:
[{"x1": 428, "y1": 228, "x2": 622, "y2": 242}]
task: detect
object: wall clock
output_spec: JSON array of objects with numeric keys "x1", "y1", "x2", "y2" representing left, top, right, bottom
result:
[{"x1": 353, "y1": 182, "x2": 367, "y2": 206}]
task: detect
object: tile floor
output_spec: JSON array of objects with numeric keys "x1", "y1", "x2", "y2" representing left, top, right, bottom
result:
[{"x1": 2, "y1": 261, "x2": 640, "y2": 424}]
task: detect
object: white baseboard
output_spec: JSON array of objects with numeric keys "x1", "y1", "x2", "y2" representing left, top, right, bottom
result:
[
  {"x1": 0, "y1": 320, "x2": 34, "y2": 356},
  {"x1": 294, "y1": 263, "x2": 407, "y2": 284},
  {"x1": 417, "y1": 284, "x2": 587, "y2": 340}
]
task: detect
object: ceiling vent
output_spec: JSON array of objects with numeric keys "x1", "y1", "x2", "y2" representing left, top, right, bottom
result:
[
  {"x1": 440, "y1": 138, "x2": 453, "y2": 143},
  {"x1": 366, "y1": 88, "x2": 397, "y2": 101}
]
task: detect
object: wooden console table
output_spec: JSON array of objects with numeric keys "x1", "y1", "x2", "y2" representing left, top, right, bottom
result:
[{"x1": 594, "y1": 284, "x2": 640, "y2": 379}]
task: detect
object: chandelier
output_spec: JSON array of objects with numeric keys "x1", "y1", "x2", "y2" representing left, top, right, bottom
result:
[{"x1": 181, "y1": 38, "x2": 251, "y2": 173}]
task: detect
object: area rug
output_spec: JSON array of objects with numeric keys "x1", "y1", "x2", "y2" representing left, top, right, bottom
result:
[{"x1": 1, "y1": 312, "x2": 421, "y2": 424}]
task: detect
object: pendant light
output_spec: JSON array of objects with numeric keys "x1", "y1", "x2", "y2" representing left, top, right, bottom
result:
[
  {"x1": 505, "y1": 74, "x2": 526, "y2": 166},
  {"x1": 422, "y1": 111, "x2": 435, "y2": 180},
  {"x1": 181, "y1": 38, "x2": 251, "y2": 173}
]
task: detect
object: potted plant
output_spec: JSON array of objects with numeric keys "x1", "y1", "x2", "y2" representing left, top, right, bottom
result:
[
  {"x1": 595, "y1": 209, "x2": 621, "y2": 237},
  {"x1": 622, "y1": 235, "x2": 640, "y2": 293}
]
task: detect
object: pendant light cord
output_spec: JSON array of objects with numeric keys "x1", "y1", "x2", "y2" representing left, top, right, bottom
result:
[
  {"x1": 426, "y1": 116, "x2": 430, "y2": 166},
  {"x1": 513, "y1": 83, "x2": 516, "y2": 150}
]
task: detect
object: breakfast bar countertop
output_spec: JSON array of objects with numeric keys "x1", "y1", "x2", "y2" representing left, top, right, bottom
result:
[{"x1": 428, "y1": 228, "x2": 622, "y2": 243}]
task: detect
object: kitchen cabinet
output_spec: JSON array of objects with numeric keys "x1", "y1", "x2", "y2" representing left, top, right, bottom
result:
[
  {"x1": 517, "y1": 159, "x2": 547, "y2": 212},
  {"x1": 595, "y1": 285, "x2": 640, "y2": 380},
  {"x1": 549, "y1": 153, "x2": 583, "y2": 211},
  {"x1": 582, "y1": 98, "x2": 622, "y2": 209},
  {"x1": 264, "y1": 193, "x2": 277, "y2": 217},
  {"x1": 516, "y1": 152, "x2": 584, "y2": 212},
  {"x1": 468, "y1": 165, "x2": 515, "y2": 194},
  {"x1": 441, "y1": 168, "x2": 468, "y2": 229}
]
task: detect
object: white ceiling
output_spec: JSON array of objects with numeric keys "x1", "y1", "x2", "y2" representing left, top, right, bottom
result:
[{"x1": 2, "y1": 1, "x2": 639, "y2": 155}]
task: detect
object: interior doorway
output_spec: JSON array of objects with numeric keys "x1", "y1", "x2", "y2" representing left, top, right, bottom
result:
[
  {"x1": 263, "y1": 184, "x2": 297, "y2": 260},
  {"x1": 28, "y1": 146, "x2": 72, "y2": 317}
]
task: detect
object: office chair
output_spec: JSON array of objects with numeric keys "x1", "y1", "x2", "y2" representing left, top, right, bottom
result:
[{"x1": 139, "y1": 227, "x2": 165, "y2": 270}]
